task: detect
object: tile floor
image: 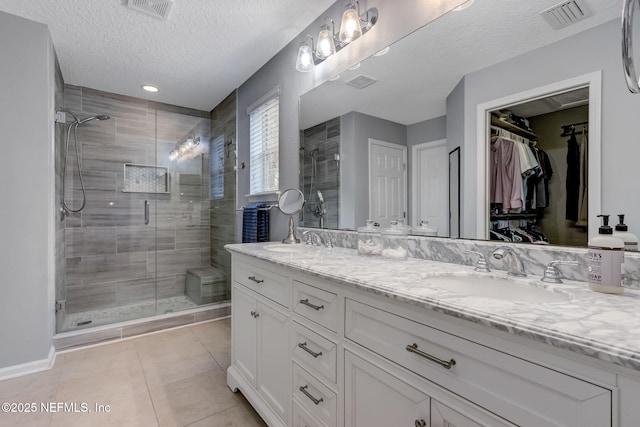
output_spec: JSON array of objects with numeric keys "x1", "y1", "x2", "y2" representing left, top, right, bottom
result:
[{"x1": 0, "y1": 318, "x2": 266, "y2": 427}]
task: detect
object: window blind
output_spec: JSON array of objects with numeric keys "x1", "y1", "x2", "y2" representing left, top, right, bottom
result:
[{"x1": 249, "y1": 95, "x2": 279, "y2": 194}]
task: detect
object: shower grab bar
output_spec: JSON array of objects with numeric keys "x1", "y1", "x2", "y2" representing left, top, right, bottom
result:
[
  {"x1": 623, "y1": 0, "x2": 640, "y2": 93},
  {"x1": 144, "y1": 200, "x2": 150, "y2": 225}
]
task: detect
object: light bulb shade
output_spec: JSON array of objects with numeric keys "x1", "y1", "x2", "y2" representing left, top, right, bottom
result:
[
  {"x1": 339, "y1": 4, "x2": 362, "y2": 43},
  {"x1": 295, "y1": 42, "x2": 315, "y2": 72},
  {"x1": 316, "y1": 25, "x2": 336, "y2": 59}
]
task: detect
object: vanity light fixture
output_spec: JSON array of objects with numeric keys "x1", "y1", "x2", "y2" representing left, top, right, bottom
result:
[
  {"x1": 141, "y1": 84, "x2": 159, "y2": 92},
  {"x1": 316, "y1": 18, "x2": 337, "y2": 59},
  {"x1": 169, "y1": 136, "x2": 200, "y2": 161},
  {"x1": 295, "y1": 2, "x2": 378, "y2": 72},
  {"x1": 296, "y1": 35, "x2": 316, "y2": 72}
]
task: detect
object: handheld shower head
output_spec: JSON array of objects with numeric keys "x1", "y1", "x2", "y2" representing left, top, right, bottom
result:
[{"x1": 77, "y1": 115, "x2": 111, "y2": 125}]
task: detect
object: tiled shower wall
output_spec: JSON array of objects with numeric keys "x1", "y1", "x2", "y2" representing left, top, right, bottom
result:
[
  {"x1": 209, "y1": 91, "x2": 237, "y2": 296},
  {"x1": 299, "y1": 117, "x2": 340, "y2": 229},
  {"x1": 59, "y1": 85, "x2": 212, "y2": 315}
]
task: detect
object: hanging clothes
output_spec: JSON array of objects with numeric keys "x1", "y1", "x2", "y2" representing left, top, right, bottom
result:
[
  {"x1": 533, "y1": 147, "x2": 553, "y2": 209},
  {"x1": 565, "y1": 130, "x2": 580, "y2": 221},
  {"x1": 576, "y1": 130, "x2": 589, "y2": 227},
  {"x1": 490, "y1": 137, "x2": 523, "y2": 213}
]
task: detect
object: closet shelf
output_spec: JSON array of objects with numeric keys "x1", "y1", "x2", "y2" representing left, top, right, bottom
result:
[
  {"x1": 491, "y1": 115, "x2": 538, "y2": 140},
  {"x1": 490, "y1": 213, "x2": 540, "y2": 221}
]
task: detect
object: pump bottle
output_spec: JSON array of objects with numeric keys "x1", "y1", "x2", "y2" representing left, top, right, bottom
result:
[
  {"x1": 588, "y1": 214, "x2": 624, "y2": 294},
  {"x1": 613, "y1": 214, "x2": 639, "y2": 252}
]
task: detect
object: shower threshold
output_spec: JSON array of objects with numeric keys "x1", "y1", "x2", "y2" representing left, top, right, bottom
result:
[{"x1": 54, "y1": 299, "x2": 230, "y2": 350}]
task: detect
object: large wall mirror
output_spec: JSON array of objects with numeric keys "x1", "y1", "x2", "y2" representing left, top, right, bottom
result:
[{"x1": 299, "y1": 0, "x2": 627, "y2": 248}]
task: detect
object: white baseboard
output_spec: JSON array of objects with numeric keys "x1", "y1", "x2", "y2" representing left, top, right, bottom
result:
[{"x1": 0, "y1": 345, "x2": 56, "y2": 381}]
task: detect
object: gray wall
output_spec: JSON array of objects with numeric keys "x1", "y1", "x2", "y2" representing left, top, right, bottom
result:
[
  {"x1": 446, "y1": 78, "x2": 466, "y2": 235},
  {"x1": 458, "y1": 18, "x2": 640, "y2": 239},
  {"x1": 235, "y1": 0, "x2": 468, "y2": 239},
  {"x1": 0, "y1": 11, "x2": 56, "y2": 370},
  {"x1": 340, "y1": 112, "x2": 407, "y2": 229}
]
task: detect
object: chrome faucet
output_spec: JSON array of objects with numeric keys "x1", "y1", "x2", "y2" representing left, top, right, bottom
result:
[
  {"x1": 541, "y1": 260, "x2": 579, "y2": 283},
  {"x1": 491, "y1": 246, "x2": 527, "y2": 277},
  {"x1": 465, "y1": 250, "x2": 491, "y2": 272}
]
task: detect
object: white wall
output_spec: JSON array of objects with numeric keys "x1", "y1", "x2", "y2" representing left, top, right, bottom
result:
[
  {"x1": 235, "y1": 0, "x2": 467, "y2": 239},
  {"x1": 0, "y1": 11, "x2": 56, "y2": 372},
  {"x1": 457, "y1": 18, "x2": 640, "y2": 239}
]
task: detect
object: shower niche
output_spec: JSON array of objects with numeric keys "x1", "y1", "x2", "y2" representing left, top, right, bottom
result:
[{"x1": 55, "y1": 86, "x2": 227, "y2": 334}]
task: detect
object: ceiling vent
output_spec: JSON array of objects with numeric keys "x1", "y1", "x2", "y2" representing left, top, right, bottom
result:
[
  {"x1": 540, "y1": 0, "x2": 592, "y2": 30},
  {"x1": 127, "y1": 0, "x2": 173, "y2": 20},
  {"x1": 346, "y1": 75, "x2": 377, "y2": 89}
]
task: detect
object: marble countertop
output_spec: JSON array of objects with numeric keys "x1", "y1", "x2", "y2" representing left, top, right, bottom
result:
[{"x1": 226, "y1": 242, "x2": 640, "y2": 372}]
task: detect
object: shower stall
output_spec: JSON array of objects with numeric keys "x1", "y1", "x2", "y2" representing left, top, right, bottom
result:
[{"x1": 55, "y1": 86, "x2": 230, "y2": 334}]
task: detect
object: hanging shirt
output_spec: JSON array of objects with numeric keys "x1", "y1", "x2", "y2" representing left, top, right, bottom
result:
[
  {"x1": 490, "y1": 137, "x2": 523, "y2": 212},
  {"x1": 566, "y1": 132, "x2": 580, "y2": 222}
]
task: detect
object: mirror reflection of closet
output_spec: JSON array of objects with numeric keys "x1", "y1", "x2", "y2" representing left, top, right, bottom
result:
[{"x1": 489, "y1": 87, "x2": 589, "y2": 247}]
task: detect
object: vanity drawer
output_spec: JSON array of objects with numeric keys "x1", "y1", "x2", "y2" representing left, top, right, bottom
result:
[
  {"x1": 293, "y1": 399, "x2": 325, "y2": 427},
  {"x1": 293, "y1": 280, "x2": 338, "y2": 332},
  {"x1": 291, "y1": 321, "x2": 337, "y2": 385},
  {"x1": 345, "y1": 298, "x2": 611, "y2": 427},
  {"x1": 293, "y1": 362, "x2": 337, "y2": 427},
  {"x1": 233, "y1": 259, "x2": 291, "y2": 308}
]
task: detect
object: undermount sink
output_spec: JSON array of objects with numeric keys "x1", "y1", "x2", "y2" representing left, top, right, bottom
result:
[
  {"x1": 423, "y1": 272, "x2": 572, "y2": 303},
  {"x1": 263, "y1": 243, "x2": 317, "y2": 253}
]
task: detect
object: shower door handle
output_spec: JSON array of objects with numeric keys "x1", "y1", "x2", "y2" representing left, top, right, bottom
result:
[
  {"x1": 144, "y1": 200, "x2": 150, "y2": 225},
  {"x1": 623, "y1": 0, "x2": 640, "y2": 93}
]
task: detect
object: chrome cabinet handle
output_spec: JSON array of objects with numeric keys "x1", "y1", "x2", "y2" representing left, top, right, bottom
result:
[
  {"x1": 415, "y1": 420, "x2": 426, "y2": 427},
  {"x1": 297, "y1": 342, "x2": 323, "y2": 358},
  {"x1": 248, "y1": 276, "x2": 264, "y2": 284},
  {"x1": 623, "y1": 0, "x2": 640, "y2": 93},
  {"x1": 299, "y1": 298, "x2": 324, "y2": 311},
  {"x1": 144, "y1": 200, "x2": 150, "y2": 225},
  {"x1": 299, "y1": 385, "x2": 323, "y2": 405},
  {"x1": 406, "y1": 343, "x2": 456, "y2": 370},
  {"x1": 250, "y1": 310, "x2": 259, "y2": 318}
]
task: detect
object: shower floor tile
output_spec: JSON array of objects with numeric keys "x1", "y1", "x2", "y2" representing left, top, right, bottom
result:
[{"x1": 60, "y1": 295, "x2": 199, "y2": 332}]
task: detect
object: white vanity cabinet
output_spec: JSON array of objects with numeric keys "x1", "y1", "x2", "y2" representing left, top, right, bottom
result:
[
  {"x1": 227, "y1": 252, "x2": 630, "y2": 426},
  {"x1": 229, "y1": 258, "x2": 292, "y2": 426}
]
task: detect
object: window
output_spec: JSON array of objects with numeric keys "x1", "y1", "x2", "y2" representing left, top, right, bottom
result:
[{"x1": 248, "y1": 90, "x2": 279, "y2": 194}]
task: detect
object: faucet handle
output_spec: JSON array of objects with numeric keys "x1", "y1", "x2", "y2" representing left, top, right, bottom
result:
[
  {"x1": 465, "y1": 250, "x2": 491, "y2": 273},
  {"x1": 541, "y1": 261, "x2": 579, "y2": 283}
]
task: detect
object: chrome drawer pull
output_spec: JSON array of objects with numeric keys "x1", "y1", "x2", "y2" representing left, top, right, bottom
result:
[
  {"x1": 406, "y1": 343, "x2": 456, "y2": 370},
  {"x1": 248, "y1": 276, "x2": 264, "y2": 284},
  {"x1": 415, "y1": 420, "x2": 426, "y2": 427},
  {"x1": 299, "y1": 385, "x2": 323, "y2": 405},
  {"x1": 298, "y1": 342, "x2": 323, "y2": 358},
  {"x1": 299, "y1": 298, "x2": 324, "y2": 311}
]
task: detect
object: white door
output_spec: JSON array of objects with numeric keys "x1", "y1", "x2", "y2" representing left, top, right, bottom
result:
[
  {"x1": 412, "y1": 140, "x2": 448, "y2": 236},
  {"x1": 369, "y1": 139, "x2": 407, "y2": 228}
]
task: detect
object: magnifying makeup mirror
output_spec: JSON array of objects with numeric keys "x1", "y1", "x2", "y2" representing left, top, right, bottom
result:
[{"x1": 278, "y1": 188, "x2": 305, "y2": 244}]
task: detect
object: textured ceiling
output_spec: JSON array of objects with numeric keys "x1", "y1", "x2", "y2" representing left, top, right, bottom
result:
[
  {"x1": 0, "y1": 0, "x2": 336, "y2": 111},
  {"x1": 300, "y1": 0, "x2": 621, "y2": 128}
]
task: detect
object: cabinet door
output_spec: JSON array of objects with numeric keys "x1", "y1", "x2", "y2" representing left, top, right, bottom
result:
[
  {"x1": 257, "y1": 300, "x2": 290, "y2": 423},
  {"x1": 345, "y1": 351, "x2": 430, "y2": 427},
  {"x1": 232, "y1": 285, "x2": 258, "y2": 386},
  {"x1": 431, "y1": 400, "x2": 484, "y2": 427}
]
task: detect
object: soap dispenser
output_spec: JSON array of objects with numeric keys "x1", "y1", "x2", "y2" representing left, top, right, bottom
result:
[
  {"x1": 613, "y1": 214, "x2": 639, "y2": 252},
  {"x1": 588, "y1": 214, "x2": 624, "y2": 294}
]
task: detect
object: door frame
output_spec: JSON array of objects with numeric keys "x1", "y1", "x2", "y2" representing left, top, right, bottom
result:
[
  {"x1": 411, "y1": 139, "x2": 447, "y2": 230},
  {"x1": 368, "y1": 138, "x2": 407, "y2": 225},
  {"x1": 475, "y1": 71, "x2": 602, "y2": 240}
]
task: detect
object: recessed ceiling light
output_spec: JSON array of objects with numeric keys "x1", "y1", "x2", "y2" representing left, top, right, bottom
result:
[
  {"x1": 141, "y1": 85, "x2": 159, "y2": 93},
  {"x1": 329, "y1": 74, "x2": 341, "y2": 82},
  {"x1": 453, "y1": 0, "x2": 475, "y2": 11},
  {"x1": 374, "y1": 46, "x2": 390, "y2": 57},
  {"x1": 348, "y1": 63, "x2": 361, "y2": 71}
]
